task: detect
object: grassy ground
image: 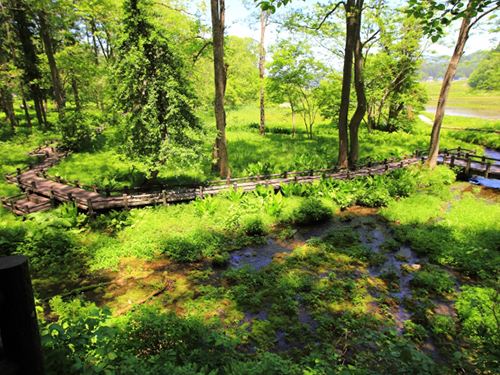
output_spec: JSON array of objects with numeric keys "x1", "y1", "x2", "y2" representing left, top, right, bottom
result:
[
  {"x1": 1, "y1": 97, "x2": 500, "y2": 373},
  {"x1": 424, "y1": 81, "x2": 500, "y2": 112}
]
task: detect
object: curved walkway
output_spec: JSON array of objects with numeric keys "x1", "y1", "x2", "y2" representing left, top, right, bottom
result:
[{"x1": 2, "y1": 141, "x2": 499, "y2": 216}]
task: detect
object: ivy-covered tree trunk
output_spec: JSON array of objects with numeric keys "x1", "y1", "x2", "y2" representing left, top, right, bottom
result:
[
  {"x1": 211, "y1": 0, "x2": 230, "y2": 178},
  {"x1": 426, "y1": 14, "x2": 471, "y2": 168}
]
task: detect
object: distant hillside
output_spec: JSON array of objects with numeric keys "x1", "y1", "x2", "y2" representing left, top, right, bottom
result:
[{"x1": 419, "y1": 50, "x2": 487, "y2": 80}]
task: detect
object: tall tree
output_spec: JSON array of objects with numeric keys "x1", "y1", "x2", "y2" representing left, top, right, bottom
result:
[
  {"x1": 408, "y1": 0, "x2": 500, "y2": 168},
  {"x1": 37, "y1": 9, "x2": 65, "y2": 116},
  {"x1": 267, "y1": 40, "x2": 326, "y2": 139},
  {"x1": 114, "y1": 0, "x2": 204, "y2": 182},
  {"x1": 210, "y1": 0, "x2": 230, "y2": 178},
  {"x1": 8, "y1": 0, "x2": 47, "y2": 128},
  {"x1": 259, "y1": 0, "x2": 379, "y2": 167}
]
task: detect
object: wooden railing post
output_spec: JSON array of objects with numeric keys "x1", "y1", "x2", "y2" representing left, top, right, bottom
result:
[
  {"x1": 162, "y1": 190, "x2": 167, "y2": 206},
  {"x1": 74, "y1": 180, "x2": 80, "y2": 188},
  {"x1": 49, "y1": 188, "x2": 55, "y2": 208},
  {"x1": 309, "y1": 169, "x2": 314, "y2": 177},
  {"x1": 123, "y1": 194, "x2": 129, "y2": 210},
  {"x1": 415, "y1": 149, "x2": 420, "y2": 157},
  {"x1": 485, "y1": 162, "x2": 491, "y2": 179},
  {"x1": 450, "y1": 155, "x2": 456, "y2": 167},
  {"x1": 384, "y1": 159, "x2": 388, "y2": 171},
  {"x1": 256, "y1": 174, "x2": 261, "y2": 183},
  {"x1": 105, "y1": 187, "x2": 110, "y2": 197},
  {"x1": 347, "y1": 170, "x2": 351, "y2": 180},
  {"x1": 0, "y1": 257, "x2": 45, "y2": 374},
  {"x1": 67, "y1": 192, "x2": 73, "y2": 202},
  {"x1": 283, "y1": 170, "x2": 288, "y2": 178},
  {"x1": 198, "y1": 186, "x2": 203, "y2": 199},
  {"x1": 481, "y1": 155, "x2": 486, "y2": 163},
  {"x1": 93, "y1": 184, "x2": 98, "y2": 193},
  {"x1": 87, "y1": 199, "x2": 94, "y2": 218},
  {"x1": 465, "y1": 158, "x2": 471, "y2": 176}
]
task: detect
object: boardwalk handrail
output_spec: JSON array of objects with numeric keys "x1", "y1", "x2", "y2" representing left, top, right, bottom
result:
[{"x1": 3, "y1": 142, "x2": 496, "y2": 217}]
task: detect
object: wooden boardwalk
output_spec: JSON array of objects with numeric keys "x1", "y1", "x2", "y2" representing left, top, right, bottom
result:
[{"x1": 2, "y1": 141, "x2": 499, "y2": 216}]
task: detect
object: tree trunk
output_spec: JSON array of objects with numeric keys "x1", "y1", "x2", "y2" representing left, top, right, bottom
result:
[
  {"x1": 387, "y1": 102, "x2": 404, "y2": 132},
  {"x1": 0, "y1": 88, "x2": 18, "y2": 130},
  {"x1": 211, "y1": 0, "x2": 230, "y2": 178},
  {"x1": 426, "y1": 13, "x2": 471, "y2": 168},
  {"x1": 38, "y1": 10, "x2": 65, "y2": 117},
  {"x1": 71, "y1": 76, "x2": 81, "y2": 110},
  {"x1": 21, "y1": 95, "x2": 31, "y2": 128},
  {"x1": 337, "y1": 0, "x2": 356, "y2": 168},
  {"x1": 348, "y1": 1, "x2": 366, "y2": 167},
  {"x1": 259, "y1": 10, "x2": 269, "y2": 136},
  {"x1": 10, "y1": 0, "x2": 46, "y2": 128}
]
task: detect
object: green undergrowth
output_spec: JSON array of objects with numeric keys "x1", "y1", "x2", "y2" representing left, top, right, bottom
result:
[{"x1": 40, "y1": 104, "x2": 480, "y2": 187}]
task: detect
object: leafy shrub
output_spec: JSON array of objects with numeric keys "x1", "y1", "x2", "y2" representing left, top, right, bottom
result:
[
  {"x1": 240, "y1": 214, "x2": 265, "y2": 236},
  {"x1": 411, "y1": 267, "x2": 455, "y2": 296},
  {"x1": 430, "y1": 314, "x2": 455, "y2": 336},
  {"x1": 163, "y1": 229, "x2": 224, "y2": 262},
  {"x1": 290, "y1": 198, "x2": 333, "y2": 225},
  {"x1": 403, "y1": 320, "x2": 428, "y2": 343},
  {"x1": 42, "y1": 297, "x2": 116, "y2": 375},
  {"x1": 58, "y1": 110, "x2": 99, "y2": 151},
  {"x1": 212, "y1": 251, "x2": 230, "y2": 267},
  {"x1": 322, "y1": 227, "x2": 361, "y2": 247}
]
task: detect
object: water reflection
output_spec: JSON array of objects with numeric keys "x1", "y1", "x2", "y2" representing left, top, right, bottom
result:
[{"x1": 425, "y1": 107, "x2": 500, "y2": 119}]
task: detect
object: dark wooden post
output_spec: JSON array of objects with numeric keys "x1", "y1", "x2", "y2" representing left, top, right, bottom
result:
[
  {"x1": 56, "y1": 176, "x2": 62, "y2": 184},
  {"x1": 415, "y1": 149, "x2": 420, "y2": 157},
  {"x1": 283, "y1": 170, "x2": 288, "y2": 178},
  {"x1": 162, "y1": 190, "x2": 167, "y2": 206},
  {"x1": 67, "y1": 192, "x2": 73, "y2": 202},
  {"x1": 384, "y1": 159, "x2": 388, "y2": 171},
  {"x1": 444, "y1": 148, "x2": 448, "y2": 155},
  {"x1": 442, "y1": 155, "x2": 447, "y2": 165},
  {"x1": 309, "y1": 169, "x2": 314, "y2": 177},
  {"x1": 16, "y1": 168, "x2": 21, "y2": 176},
  {"x1": 482, "y1": 155, "x2": 486, "y2": 163},
  {"x1": 31, "y1": 181, "x2": 36, "y2": 190},
  {"x1": 49, "y1": 188, "x2": 55, "y2": 208},
  {"x1": 105, "y1": 187, "x2": 110, "y2": 197},
  {"x1": 485, "y1": 162, "x2": 491, "y2": 179},
  {"x1": 87, "y1": 199, "x2": 94, "y2": 218},
  {"x1": 0, "y1": 256, "x2": 45, "y2": 375},
  {"x1": 465, "y1": 159, "x2": 471, "y2": 176},
  {"x1": 450, "y1": 155, "x2": 456, "y2": 167},
  {"x1": 294, "y1": 176, "x2": 298, "y2": 183},
  {"x1": 74, "y1": 180, "x2": 80, "y2": 188},
  {"x1": 347, "y1": 170, "x2": 351, "y2": 180}
]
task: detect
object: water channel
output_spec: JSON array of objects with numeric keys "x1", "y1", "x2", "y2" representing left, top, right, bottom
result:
[{"x1": 425, "y1": 106, "x2": 500, "y2": 119}]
